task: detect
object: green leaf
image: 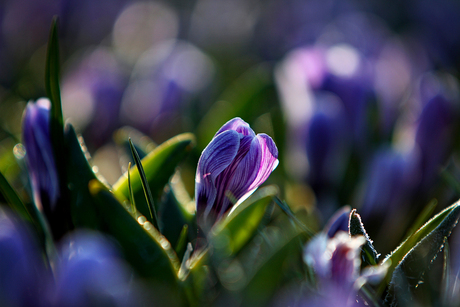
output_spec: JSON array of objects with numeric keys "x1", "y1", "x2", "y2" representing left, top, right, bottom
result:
[
  {"x1": 112, "y1": 133, "x2": 195, "y2": 225},
  {"x1": 65, "y1": 125, "x2": 180, "y2": 285},
  {"x1": 127, "y1": 162, "x2": 136, "y2": 214},
  {"x1": 209, "y1": 186, "x2": 279, "y2": 257},
  {"x1": 382, "y1": 200, "x2": 460, "y2": 294},
  {"x1": 241, "y1": 232, "x2": 302, "y2": 307},
  {"x1": 45, "y1": 17, "x2": 65, "y2": 171},
  {"x1": 113, "y1": 126, "x2": 157, "y2": 160},
  {"x1": 158, "y1": 186, "x2": 195, "y2": 259},
  {"x1": 349, "y1": 209, "x2": 380, "y2": 267},
  {"x1": 273, "y1": 196, "x2": 314, "y2": 236},
  {"x1": 129, "y1": 138, "x2": 159, "y2": 229},
  {"x1": 88, "y1": 180, "x2": 179, "y2": 283},
  {"x1": 44, "y1": 17, "x2": 72, "y2": 239},
  {"x1": 403, "y1": 199, "x2": 437, "y2": 241},
  {"x1": 0, "y1": 170, "x2": 33, "y2": 223},
  {"x1": 219, "y1": 216, "x2": 306, "y2": 307},
  {"x1": 45, "y1": 17, "x2": 64, "y2": 130}
]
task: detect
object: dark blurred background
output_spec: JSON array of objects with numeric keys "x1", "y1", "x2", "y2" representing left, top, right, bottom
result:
[{"x1": 1, "y1": 0, "x2": 460, "y2": 256}]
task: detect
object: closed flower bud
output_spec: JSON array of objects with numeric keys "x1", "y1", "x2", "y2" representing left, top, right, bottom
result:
[
  {"x1": 195, "y1": 117, "x2": 278, "y2": 229},
  {"x1": 22, "y1": 98, "x2": 59, "y2": 212}
]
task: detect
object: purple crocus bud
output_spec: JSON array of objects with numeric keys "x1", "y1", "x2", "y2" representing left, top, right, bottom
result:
[
  {"x1": 360, "y1": 148, "x2": 417, "y2": 219},
  {"x1": 50, "y1": 231, "x2": 141, "y2": 307},
  {"x1": 325, "y1": 206, "x2": 351, "y2": 238},
  {"x1": 195, "y1": 117, "x2": 278, "y2": 229},
  {"x1": 306, "y1": 96, "x2": 350, "y2": 190},
  {"x1": 300, "y1": 231, "x2": 388, "y2": 306},
  {"x1": 0, "y1": 207, "x2": 48, "y2": 307},
  {"x1": 304, "y1": 232, "x2": 365, "y2": 304},
  {"x1": 22, "y1": 98, "x2": 59, "y2": 212},
  {"x1": 415, "y1": 91, "x2": 455, "y2": 190}
]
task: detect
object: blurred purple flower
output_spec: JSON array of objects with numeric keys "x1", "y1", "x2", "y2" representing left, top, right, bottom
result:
[
  {"x1": 62, "y1": 48, "x2": 127, "y2": 147},
  {"x1": 325, "y1": 206, "x2": 351, "y2": 238},
  {"x1": 50, "y1": 231, "x2": 141, "y2": 307},
  {"x1": 195, "y1": 117, "x2": 278, "y2": 228},
  {"x1": 22, "y1": 98, "x2": 59, "y2": 212},
  {"x1": 360, "y1": 148, "x2": 418, "y2": 219},
  {"x1": 120, "y1": 41, "x2": 214, "y2": 141},
  {"x1": 303, "y1": 232, "x2": 386, "y2": 306},
  {"x1": 306, "y1": 96, "x2": 350, "y2": 190},
  {"x1": 414, "y1": 86, "x2": 456, "y2": 190},
  {"x1": 0, "y1": 207, "x2": 48, "y2": 307}
]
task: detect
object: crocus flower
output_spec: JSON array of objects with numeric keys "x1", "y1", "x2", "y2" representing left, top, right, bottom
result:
[
  {"x1": 195, "y1": 117, "x2": 278, "y2": 228},
  {"x1": 0, "y1": 207, "x2": 48, "y2": 307},
  {"x1": 22, "y1": 98, "x2": 59, "y2": 212},
  {"x1": 303, "y1": 231, "x2": 387, "y2": 306},
  {"x1": 324, "y1": 206, "x2": 351, "y2": 238},
  {"x1": 50, "y1": 230, "x2": 142, "y2": 307},
  {"x1": 415, "y1": 91, "x2": 455, "y2": 191}
]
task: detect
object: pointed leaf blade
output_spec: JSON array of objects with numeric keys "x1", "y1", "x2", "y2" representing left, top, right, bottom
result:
[
  {"x1": 210, "y1": 186, "x2": 279, "y2": 256},
  {"x1": 382, "y1": 200, "x2": 460, "y2": 291},
  {"x1": 112, "y1": 133, "x2": 195, "y2": 224},
  {"x1": 129, "y1": 138, "x2": 158, "y2": 229},
  {"x1": 349, "y1": 209, "x2": 380, "y2": 267},
  {"x1": 65, "y1": 125, "x2": 180, "y2": 285}
]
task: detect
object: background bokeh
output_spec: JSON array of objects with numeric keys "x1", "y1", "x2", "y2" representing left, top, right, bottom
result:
[{"x1": 1, "y1": 0, "x2": 460, "y2": 258}]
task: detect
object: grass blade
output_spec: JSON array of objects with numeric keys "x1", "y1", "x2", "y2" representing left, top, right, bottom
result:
[
  {"x1": 129, "y1": 138, "x2": 159, "y2": 230},
  {"x1": 127, "y1": 162, "x2": 136, "y2": 214}
]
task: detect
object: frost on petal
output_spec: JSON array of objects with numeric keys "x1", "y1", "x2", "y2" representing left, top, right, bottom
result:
[
  {"x1": 195, "y1": 130, "x2": 240, "y2": 221},
  {"x1": 215, "y1": 117, "x2": 255, "y2": 137}
]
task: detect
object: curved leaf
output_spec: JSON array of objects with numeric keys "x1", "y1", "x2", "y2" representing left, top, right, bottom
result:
[
  {"x1": 210, "y1": 185, "x2": 279, "y2": 257},
  {"x1": 381, "y1": 200, "x2": 460, "y2": 291},
  {"x1": 112, "y1": 133, "x2": 195, "y2": 224},
  {"x1": 65, "y1": 125, "x2": 179, "y2": 285},
  {"x1": 349, "y1": 209, "x2": 380, "y2": 267}
]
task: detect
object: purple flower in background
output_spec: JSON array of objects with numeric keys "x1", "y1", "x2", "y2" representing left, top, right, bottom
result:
[
  {"x1": 303, "y1": 232, "x2": 386, "y2": 306},
  {"x1": 50, "y1": 231, "x2": 142, "y2": 307},
  {"x1": 360, "y1": 148, "x2": 417, "y2": 219},
  {"x1": 325, "y1": 206, "x2": 351, "y2": 238},
  {"x1": 195, "y1": 117, "x2": 278, "y2": 228},
  {"x1": 22, "y1": 98, "x2": 59, "y2": 212},
  {"x1": 0, "y1": 207, "x2": 48, "y2": 307},
  {"x1": 61, "y1": 47, "x2": 127, "y2": 147},
  {"x1": 306, "y1": 97, "x2": 350, "y2": 190},
  {"x1": 414, "y1": 79, "x2": 457, "y2": 190}
]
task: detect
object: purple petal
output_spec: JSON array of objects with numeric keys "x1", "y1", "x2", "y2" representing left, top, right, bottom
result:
[
  {"x1": 215, "y1": 117, "x2": 256, "y2": 137},
  {"x1": 195, "y1": 130, "x2": 240, "y2": 220},
  {"x1": 325, "y1": 206, "x2": 351, "y2": 238},
  {"x1": 0, "y1": 208, "x2": 47, "y2": 307},
  {"x1": 215, "y1": 133, "x2": 278, "y2": 217},
  {"x1": 247, "y1": 134, "x2": 279, "y2": 191},
  {"x1": 22, "y1": 99, "x2": 59, "y2": 210},
  {"x1": 213, "y1": 134, "x2": 254, "y2": 216},
  {"x1": 53, "y1": 231, "x2": 138, "y2": 307}
]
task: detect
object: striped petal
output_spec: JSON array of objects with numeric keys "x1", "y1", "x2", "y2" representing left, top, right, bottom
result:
[
  {"x1": 217, "y1": 133, "x2": 278, "y2": 217},
  {"x1": 195, "y1": 130, "x2": 240, "y2": 221},
  {"x1": 215, "y1": 117, "x2": 256, "y2": 137},
  {"x1": 22, "y1": 99, "x2": 59, "y2": 210}
]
